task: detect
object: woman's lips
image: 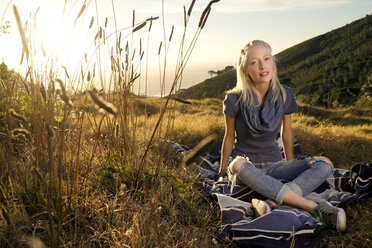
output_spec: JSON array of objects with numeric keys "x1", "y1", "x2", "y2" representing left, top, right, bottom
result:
[{"x1": 259, "y1": 71, "x2": 269, "y2": 77}]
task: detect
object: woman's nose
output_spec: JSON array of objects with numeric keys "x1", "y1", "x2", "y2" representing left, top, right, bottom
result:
[{"x1": 259, "y1": 61, "x2": 264, "y2": 69}]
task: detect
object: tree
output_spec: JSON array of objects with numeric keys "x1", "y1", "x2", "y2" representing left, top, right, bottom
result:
[
  {"x1": 360, "y1": 74, "x2": 372, "y2": 98},
  {"x1": 208, "y1": 70, "x2": 217, "y2": 78}
]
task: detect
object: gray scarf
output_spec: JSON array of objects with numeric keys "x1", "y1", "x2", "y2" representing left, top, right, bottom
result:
[{"x1": 240, "y1": 87, "x2": 284, "y2": 138}]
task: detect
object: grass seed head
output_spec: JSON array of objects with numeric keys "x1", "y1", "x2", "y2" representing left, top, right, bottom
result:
[
  {"x1": 133, "y1": 22, "x2": 146, "y2": 33},
  {"x1": 11, "y1": 128, "x2": 31, "y2": 139},
  {"x1": 13, "y1": 5, "x2": 29, "y2": 61},
  {"x1": 89, "y1": 16, "x2": 94, "y2": 29},
  {"x1": 173, "y1": 97, "x2": 191, "y2": 105},
  {"x1": 183, "y1": 6, "x2": 187, "y2": 27},
  {"x1": 140, "y1": 51, "x2": 144, "y2": 60},
  {"x1": 87, "y1": 89, "x2": 118, "y2": 116},
  {"x1": 187, "y1": 0, "x2": 196, "y2": 16},
  {"x1": 132, "y1": 10, "x2": 135, "y2": 27},
  {"x1": 9, "y1": 108, "x2": 27, "y2": 123},
  {"x1": 56, "y1": 79, "x2": 73, "y2": 108},
  {"x1": 146, "y1": 16, "x2": 159, "y2": 22},
  {"x1": 199, "y1": 0, "x2": 220, "y2": 29},
  {"x1": 198, "y1": 7, "x2": 211, "y2": 29},
  {"x1": 169, "y1": 25, "x2": 174, "y2": 42},
  {"x1": 94, "y1": 31, "x2": 99, "y2": 43},
  {"x1": 74, "y1": 3, "x2": 86, "y2": 25},
  {"x1": 40, "y1": 84, "x2": 46, "y2": 102},
  {"x1": 182, "y1": 133, "x2": 218, "y2": 167},
  {"x1": 61, "y1": 66, "x2": 70, "y2": 79},
  {"x1": 158, "y1": 41, "x2": 162, "y2": 55}
]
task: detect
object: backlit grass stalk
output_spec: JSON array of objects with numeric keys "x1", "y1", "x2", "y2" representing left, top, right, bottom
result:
[
  {"x1": 156, "y1": 2, "x2": 176, "y2": 146},
  {"x1": 68, "y1": 13, "x2": 158, "y2": 157},
  {"x1": 166, "y1": 0, "x2": 218, "y2": 142},
  {"x1": 80, "y1": 115, "x2": 104, "y2": 192},
  {"x1": 46, "y1": 123, "x2": 61, "y2": 248},
  {"x1": 139, "y1": 0, "x2": 220, "y2": 171},
  {"x1": 154, "y1": 0, "x2": 194, "y2": 170},
  {"x1": 11, "y1": 5, "x2": 73, "y2": 247},
  {"x1": 5, "y1": 1, "x2": 220, "y2": 246},
  {"x1": 142, "y1": 17, "x2": 154, "y2": 141}
]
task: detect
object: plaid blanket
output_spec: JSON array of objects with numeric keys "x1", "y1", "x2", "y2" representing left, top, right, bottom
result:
[{"x1": 171, "y1": 141, "x2": 372, "y2": 248}]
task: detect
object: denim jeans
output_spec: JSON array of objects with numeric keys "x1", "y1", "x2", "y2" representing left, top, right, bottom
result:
[{"x1": 228, "y1": 158, "x2": 333, "y2": 204}]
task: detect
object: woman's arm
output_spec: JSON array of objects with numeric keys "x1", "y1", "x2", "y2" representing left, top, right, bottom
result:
[
  {"x1": 281, "y1": 114, "x2": 294, "y2": 161},
  {"x1": 219, "y1": 115, "x2": 236, "y2": 175}
]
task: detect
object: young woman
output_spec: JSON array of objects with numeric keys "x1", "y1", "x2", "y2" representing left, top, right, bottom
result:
[{"x1": 219, "y1": 40, "x2": 346, "y2": 232}]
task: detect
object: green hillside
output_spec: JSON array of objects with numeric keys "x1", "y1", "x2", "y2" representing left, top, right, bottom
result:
[
  {"x1": 176, "y1": 69, "x2": 236, "y2": 100},
  {"x1": 177, "y1": 14, "x2": 372, "y2": 106}
]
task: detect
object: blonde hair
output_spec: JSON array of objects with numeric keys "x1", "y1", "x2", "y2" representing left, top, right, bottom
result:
[{"x1": 228, "y1": 40, "x2": 286, "y2": 106}]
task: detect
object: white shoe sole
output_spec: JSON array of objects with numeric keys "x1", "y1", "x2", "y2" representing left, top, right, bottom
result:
[
  {"x1": 336, "y1": 207, "x2": 347, "y2": 232},
  {"x1": 252, "y1": 198, "x2": 271, "y2": 217}
]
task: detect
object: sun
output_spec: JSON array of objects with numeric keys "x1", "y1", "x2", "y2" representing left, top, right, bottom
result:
[
  {"x1": 37, "y1": 10, "x2": 69, "y2": 58},
  {"x1": 30, "y1": 4, "x2": 90, "y2": 75}
]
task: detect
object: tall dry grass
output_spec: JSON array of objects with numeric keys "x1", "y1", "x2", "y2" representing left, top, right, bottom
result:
[
  {"x1": 292, "y1": 104, "x2": 372, "y2": 168},
  {"x1": 0, "y1": 1, "x2": 228, "y2": 247}
]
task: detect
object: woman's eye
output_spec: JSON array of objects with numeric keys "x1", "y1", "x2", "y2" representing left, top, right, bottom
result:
[
  {"x1": 265, "y1": 57, "x2": 271, "y2": 61},
  {"x1": 250, "y1": 61, "x2": 257, "y2": 65}
]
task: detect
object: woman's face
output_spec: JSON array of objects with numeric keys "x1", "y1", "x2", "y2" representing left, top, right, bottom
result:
[{"x1": 245, "y1": 45, "x2": 274, "y2": 86}]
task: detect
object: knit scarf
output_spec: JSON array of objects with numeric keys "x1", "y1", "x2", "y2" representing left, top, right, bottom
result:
[{"x1": 240, "y1": 87, "x2": 284, "y2": 138}]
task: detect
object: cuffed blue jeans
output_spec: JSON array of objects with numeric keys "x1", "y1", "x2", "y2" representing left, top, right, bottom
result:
[{"x1": 228, "y1": 158, "x2": 333, "y2": 204}]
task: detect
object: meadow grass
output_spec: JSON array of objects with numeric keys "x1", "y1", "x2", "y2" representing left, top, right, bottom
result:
[
  {"x1": 1, "y1": 87, "x2": 372, "y2": 247},
  {"x1": 133, "y1": 98, "x2": 372, "y2": 247},
  {"x1": 128, "y1": 98, "x2": 372, "y2": 247},
  {"x1": 1, "y1": 1, "x2": 371, "y2": 247},
  {"x1": 292, "y1": 103, "x2": 372, "y2": 248},
  {"x1": 1, "y1": 1, "x2": 230, "y2": 247}
]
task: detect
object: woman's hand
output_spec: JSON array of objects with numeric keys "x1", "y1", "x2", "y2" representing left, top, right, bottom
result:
[{"x1": 218, "y1": 165, "x2": 228, "y2": 176}]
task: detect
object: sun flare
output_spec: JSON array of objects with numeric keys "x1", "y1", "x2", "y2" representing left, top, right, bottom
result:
[
  {"x1": 37, "y1": 11, "x2": 69, "y2": 58},
  {"x1": 21, "y1": 5, "x2": 94, "y2": 79},
  {"x1": 31, "y1": 6, "x2": 87, "y2": 67}
]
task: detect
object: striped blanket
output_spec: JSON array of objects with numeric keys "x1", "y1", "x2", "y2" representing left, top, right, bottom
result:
[{"x1": 171, "y1": 141, "x2": 372, "y2": 248}]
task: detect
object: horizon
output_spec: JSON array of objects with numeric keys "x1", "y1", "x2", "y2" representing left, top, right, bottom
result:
[{"x1": 0, "y1": 0, "x2": 371, "y2": 96}]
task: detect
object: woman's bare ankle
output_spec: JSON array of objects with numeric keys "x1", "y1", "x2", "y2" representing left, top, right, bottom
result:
[{"x1": 266, "y1": 199, "x2": 279, "y2": 208}]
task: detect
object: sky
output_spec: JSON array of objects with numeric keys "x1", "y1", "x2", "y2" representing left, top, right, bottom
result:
[{"x1": 0, "y1": 0, "x2": 371, "y2": 95}]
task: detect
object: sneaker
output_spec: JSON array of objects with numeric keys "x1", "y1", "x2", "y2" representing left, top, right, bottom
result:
[
  {"x1": 314, "y1": 202, "x2": 346, "y2": 232},
  {"x1": 252, "y1": 199, "x2": 273, "y2": 217}
]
